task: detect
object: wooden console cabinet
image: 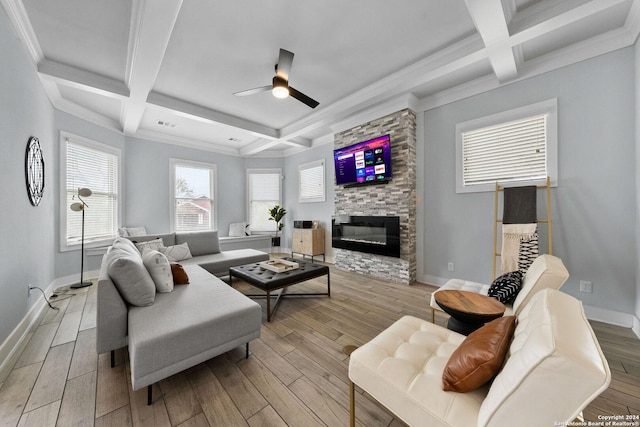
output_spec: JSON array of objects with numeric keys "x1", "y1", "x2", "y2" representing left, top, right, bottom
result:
[{"x1": 292, "y1": 228, "x2": 325, "y2": 262}]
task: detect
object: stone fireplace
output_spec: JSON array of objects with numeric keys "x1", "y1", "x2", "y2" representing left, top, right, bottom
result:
[{"x1": 334, "y1": 108, "x2": 416, "y2": 284}]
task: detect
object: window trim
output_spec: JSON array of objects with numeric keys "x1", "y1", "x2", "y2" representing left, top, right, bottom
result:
[
  {"x1": 455, "y1": 98, "x2": 558, "y2": 193},
  {"x1": 298, "y1": 159, "x2": 326, "y2": 203},
  {"x1": 59, "y1": 131, "x2": 122, "y2": 252},
  {"x1": 246, "y1": 168, "x2": 282, "y2": 234},
  {"x1": 169, "y1": 158, "x2": 218, "y2": 233}
]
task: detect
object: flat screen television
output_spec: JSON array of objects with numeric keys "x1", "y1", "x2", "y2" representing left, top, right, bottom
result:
[{"x1": 334, "y1": 134, "x2": 392, "y2": 186}]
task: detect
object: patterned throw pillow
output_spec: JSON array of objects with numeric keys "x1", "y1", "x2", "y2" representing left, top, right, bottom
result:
[
  {"x1": 160, "y1": 242, "x2": 193, "y2": 262},
  {"x1": 134, "y1": 238, "x2": 164, "y2": 253},
  {"x1": 488, "y1": 271, "x2": 523, "y2": 304}
]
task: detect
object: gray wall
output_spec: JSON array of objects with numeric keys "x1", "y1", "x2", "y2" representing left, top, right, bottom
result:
[
  {"x1": 0, "y1": 9, "x2": 56, "y2": 344},
  {"x1": 282, "y1": 144, "x2": 335, "y2": 254},
  {"x1": 423, "y1": 47, "x2": 637, "y2": 315},
  {"x1": 124, "y1": 137, "x2": 247, "y2": 236}
]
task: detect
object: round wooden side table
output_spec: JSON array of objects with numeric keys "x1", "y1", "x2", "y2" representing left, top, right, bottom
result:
[{"x1": 434, "y1": 290, "x2": 506, "y2": 335}]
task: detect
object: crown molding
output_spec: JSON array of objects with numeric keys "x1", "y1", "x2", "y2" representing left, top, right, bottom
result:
[
  {"x1": 329, "y1": 93, "x2": 419, "y2": 134},
  {"x1": 0, "y1": 0, "x2": 43, "y2": 63},
  {"x1": 134, "y1": 128, "x2": 241, "y2": 157}
]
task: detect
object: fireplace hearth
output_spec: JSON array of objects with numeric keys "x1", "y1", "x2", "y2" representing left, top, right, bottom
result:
[{"x1": 332, "y1": 215, "x2": 400, "y2": 258}]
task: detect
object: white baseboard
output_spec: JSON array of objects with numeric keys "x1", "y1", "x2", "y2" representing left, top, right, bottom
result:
[
  {"x1": 633, "y1": 315, "x2": 640, "y2": 339},
  {"x1": 0, "y1": 295, "x2": 46, "y2": 381},
  {"x1": 0, "y1": 270, "x2": 100, "y2": 380}
]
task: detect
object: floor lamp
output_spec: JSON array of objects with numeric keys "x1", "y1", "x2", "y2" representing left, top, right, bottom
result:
[{"x1": 70, "y1": 187, "x2": 92, "y2": 289}]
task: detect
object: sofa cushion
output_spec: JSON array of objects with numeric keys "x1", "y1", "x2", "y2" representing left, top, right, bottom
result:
[
  {"x1": 106, "y1": 246, "x2": 156, "y2": 306},
  {"x1": 175, "y1": 231, "x2": 220, "y2": 256},
  {"x1": 161, "y1": 242, "x2": 193, "y2": 262},
  {"x1": 182, "y1": 249, "x2": 269, "y2": 276},
  {"x1": 142, "y1": 250, "x2": 173, "y2": 293},
  {"x1": 487, "y1": 271, "x2": 523, "y2": 304},
  {"x1": 171, "y1": 263, "x2": 190, "y2": 284},
  {"x1": 511, "y1": 254, "x2": 569, "y2": 314},
  {"x1": 127, "y1": 264, "x2": 261, "y2": 390},
  {"x1": 442, "y1": 316, "x2": 516, "y2": 392}
]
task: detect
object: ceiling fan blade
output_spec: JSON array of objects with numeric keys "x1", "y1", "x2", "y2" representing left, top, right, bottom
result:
[
  {"x1": 289, "y1": 86, "x2": 319, "y2": 108},
  {"x1": 276, "y1": 49, "x2": 294, "y2": 81},
  {"x1": 233, "y1": 85, "x2": 271, "y2": 96}
]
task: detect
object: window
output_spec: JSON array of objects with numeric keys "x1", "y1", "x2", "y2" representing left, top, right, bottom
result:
[
  {"x1": 456, "y1": 99, "x2": 557, "y2": 193},
  {"x1": 247, "y1": 169, "x2": 282, "y2": 233},
  {"x1": 298, "y1": 159, "x2": 325, "y2": 203},
  {"x1": 170, "y1": 159, "x2": 216, "y2": 232},
  {"x1": 61, "y1": 132, "x2": 120, "y2": 250}
]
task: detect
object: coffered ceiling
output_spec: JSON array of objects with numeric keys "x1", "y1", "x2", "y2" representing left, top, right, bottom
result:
[{"x1": 3, "y1": 0, "x2": 639, "y2": 156}]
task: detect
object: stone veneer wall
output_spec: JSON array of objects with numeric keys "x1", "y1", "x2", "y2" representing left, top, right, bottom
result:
[{"x1": 334, "y1": 109, "x2": 416, "y2": 284}]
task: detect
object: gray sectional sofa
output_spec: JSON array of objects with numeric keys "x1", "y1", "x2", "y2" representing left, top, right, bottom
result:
[{"x1": 96, "y1": 231, "x2": 269, "y2": 404}]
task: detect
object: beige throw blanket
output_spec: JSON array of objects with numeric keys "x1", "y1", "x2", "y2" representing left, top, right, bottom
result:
[{"x1": 501, "y1": 223, "x2": 538, "y2": 273}]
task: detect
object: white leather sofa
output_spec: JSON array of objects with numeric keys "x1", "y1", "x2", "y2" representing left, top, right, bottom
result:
[
  {"x1": 348, "y1": 288, "x2": 611, "y2": 427},
  {"x1": 429, "y1": 254, "x2": 569, "y2": 321}
]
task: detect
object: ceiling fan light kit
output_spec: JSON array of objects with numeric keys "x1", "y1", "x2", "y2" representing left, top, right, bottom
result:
[{"x1": 272, "y1": 76, "x2": 289, "y2": 99}]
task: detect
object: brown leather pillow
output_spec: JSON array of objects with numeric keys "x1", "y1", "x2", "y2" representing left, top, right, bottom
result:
[
  {"x1": 170, "y1": 263, "x2": 189, "y2": 285},
  {"x1": 442, "y1": 316, "x2": 516, "y2": 392}
]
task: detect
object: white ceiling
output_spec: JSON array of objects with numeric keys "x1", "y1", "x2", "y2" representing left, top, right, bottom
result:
[{"x1": 3, "y1": 0, "x2": 639, "y2": 156}]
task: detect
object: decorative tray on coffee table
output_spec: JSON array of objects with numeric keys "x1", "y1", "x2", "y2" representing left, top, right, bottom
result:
[{"x1": 259, "y1": 259, "x2": 299, "y2": 273}]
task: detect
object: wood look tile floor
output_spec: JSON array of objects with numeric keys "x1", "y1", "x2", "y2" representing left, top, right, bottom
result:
[{"x1": 0, "y1": 261, "x2": 638, "y2": 426}]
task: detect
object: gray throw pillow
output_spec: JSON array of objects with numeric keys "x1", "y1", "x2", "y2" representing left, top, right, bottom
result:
[{"x1": 106, "y1": 246, "x2": 156, "y2": 306}]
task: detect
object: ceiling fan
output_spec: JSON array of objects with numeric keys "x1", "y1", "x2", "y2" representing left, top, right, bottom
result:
[{"x1": 233, "y1": 48, "x2": 319, "y2": 109}]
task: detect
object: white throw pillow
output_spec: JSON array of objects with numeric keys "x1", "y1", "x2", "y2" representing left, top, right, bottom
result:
[
  {"x1": 123, "y1": 226, "x2": 147, "y2": 237},
  {"x1": 142, "y1": 250, "x2": 174, "y2": 293},
  {"x1": 229, "y1": 222, "x2": 249, "y2": 237},
  {"x1": 160, "y1": 242, "x2": 193, "y2": 262},
  {"x1": 134, "y1": 238, "x2": 164, "y2": 253}
]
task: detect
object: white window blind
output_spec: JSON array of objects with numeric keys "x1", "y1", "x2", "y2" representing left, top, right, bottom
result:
[
  {"x1": 298, "y1": 160, "x2": 325, "y2": 203},
  {"x1": 455, "y1": 99, "x2": 557, "y2": 193},
  {"x1": 247, "y1": 169, "x2": 281, "y2": 232},
  {"x1": 172, "y1": 160, "x2": 215, "y2": 232},
  {"x1": 65, "y1": 137, "x2": 119, "y2": 247},
  {"x1": 462, "y1": 114, "x2": 547, "y2": 186}
]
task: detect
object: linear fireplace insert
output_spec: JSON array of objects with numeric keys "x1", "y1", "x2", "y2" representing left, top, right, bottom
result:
[{"x1": 332, "y1": 215, "x2": 400, "y2": 258}]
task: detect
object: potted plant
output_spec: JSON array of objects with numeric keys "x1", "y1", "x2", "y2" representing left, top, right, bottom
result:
[{"x1": 268, "y1": 205, "x2": 287, "y2": 246}]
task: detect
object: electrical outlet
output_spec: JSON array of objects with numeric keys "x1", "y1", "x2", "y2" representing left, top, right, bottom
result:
[
  {"x1": 579, "y1": 280, "x2": 593, "y2": 293},
  {"x1": 447, "y1": 262, "x2": 454, "y2": 272}
]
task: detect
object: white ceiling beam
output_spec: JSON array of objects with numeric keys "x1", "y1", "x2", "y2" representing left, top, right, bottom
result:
[
  {"x1": 38, "y1": 59, "x2": 130, "y2": 99},
  {"x1": 624, "y1": 0, "x2": 640, "y2": 40},
  {"x1": 121, "y1": 0, "x2": 183, "y2": 135},
  {"x1": 239, "y1": 139, "x2": 282, "y2": 156},
  {"x1": 147, "y1": 91, "x2": 280, "y2": 139},
  {"x1": 509, "y1": 0, "x2": 629, "y2": 45},
  {"x1": 280, "y1": 137, "x2": 312, "y2": 148},
  {"x1": 464, "y1": 0, "x2": 518, "y2": 82}
]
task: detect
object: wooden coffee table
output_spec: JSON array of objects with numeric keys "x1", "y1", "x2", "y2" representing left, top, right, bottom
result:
[{"x1": 434, "y1": 290, "x2": 506, "y2": 335}]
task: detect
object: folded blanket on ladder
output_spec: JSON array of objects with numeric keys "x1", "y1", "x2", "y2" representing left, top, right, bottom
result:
[{"x1": 502, "y1": 223, "x2": 538, "y2": 274}]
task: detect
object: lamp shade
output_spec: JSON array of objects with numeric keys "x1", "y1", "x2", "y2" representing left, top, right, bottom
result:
[
  {"x1": 78, "y1": 187, "x2": 92, "y2": 197},
  {"x1": 70, "y1": 202, "x2": 84, "y2": 212}
]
